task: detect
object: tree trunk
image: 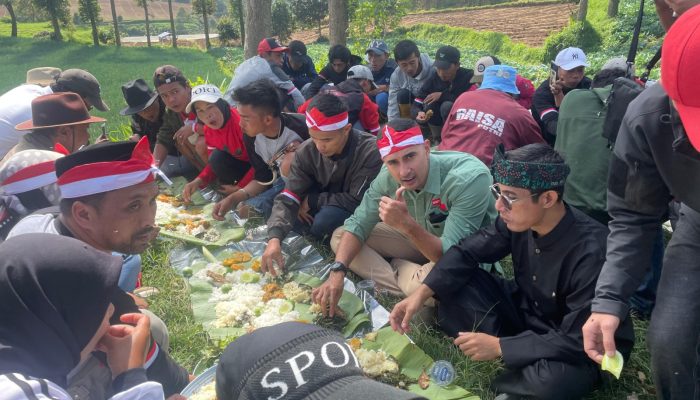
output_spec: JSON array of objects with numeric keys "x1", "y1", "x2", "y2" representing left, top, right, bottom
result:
[
  {"x1": 144, "y1": 1, "x2": 151, "y2": 46},
  {"x1": 90, "y1": 16, "x2": 99, "y2": 45},
  {"x1": 577, "y1": 0, "x2": 588, "y2": 21},
  {"x1": 236, "y1": 0, "x2": 244, "y2": 43},
  {"x1": 50, "y1": 12, "x2": 62, "y2": 40},
  {"x1": 167, "y1": 0, "x2": 177, "y2": 47},
  {"x1": 329, "y1": 0, "x2": 348, "y2": 46},
  {"x1": 243, "y1": 0, "x2": 271, "y2": 59},
  {"x1": 607, "y1": 0, "x2": 619, "y2": 17},
  {"x1": 202, "y1": 7, "x2": 210, "y2": 49},
  {"x1": 110, "y1": 0, "x2": 121, "y2": 46},
  {"x1": 4, "y1": 2, "x2": 17, "y2": 37}
]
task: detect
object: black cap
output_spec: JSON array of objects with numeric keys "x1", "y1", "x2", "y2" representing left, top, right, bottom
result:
[
  {"x1": 120, "y1": 79, "x2": 159, "y2": 116},
  {"x1": 433, "y1": 45, "x2": 460, "y2": 70},
  {"x1": 288, "y1": 40, "x2": 307, "y2": 62},
  {"x1": 215, "y1": 322, "x2": 424, "y2": 400}
]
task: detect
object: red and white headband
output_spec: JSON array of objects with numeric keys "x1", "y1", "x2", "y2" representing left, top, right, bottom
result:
[
  {"x1": 376, "y1": 125, "x2": 425, "y2": 158},
  {"x1": 305, "y1": 108, "x2": 349, "y2": 131},
  {"x1": 1, "y1": 160, "x2": 57, "y2": 195},
  {"x1": 58, "y1": 137, "x2": 169, "y2": 199}
]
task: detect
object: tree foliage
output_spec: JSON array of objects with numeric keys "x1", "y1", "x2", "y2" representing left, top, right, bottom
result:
[
  {"x1": 217, "y1": 15, "x2": 239, "y2": 44},
  {"x1": 192, "y1": 0, "x2": 216, "y2": 49},
  {"x1": 289, "y1": 0, "x2": 327, "y2": 35},
  {"x1": 78, "y1": 0, "x2": 101, "y2": 45},
  {"x1": 348, "y1": 0, "x2": 408, "y2": 51},
  {"x1": 272, "y1": 0, "x2": 293, "y2": 41},
  {"x1": 31, "y1": 0, "x2": 69, "y2": 40}
]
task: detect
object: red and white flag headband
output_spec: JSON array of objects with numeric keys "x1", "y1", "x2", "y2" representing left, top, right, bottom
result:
[
  {"x1": 1, "y1": 160, "x2": 57, "y2": 195},
  {"x1": 377, "y1": 125, "x2": 424, "y2": 158},
  {"x1": 58, "y1": 137, "x2": 171, "y2": 199},
  {"x1": 305, "y1": 108, "x2": 349, "y2": 131}
]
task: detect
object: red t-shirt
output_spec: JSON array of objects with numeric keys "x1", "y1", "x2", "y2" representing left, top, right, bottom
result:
[
  {"x1": 197, "y1": 106, "x2": 254, "y2": 186},
  {"x1": 439, "y1": 89, "x2": 544, "y2": 166}
]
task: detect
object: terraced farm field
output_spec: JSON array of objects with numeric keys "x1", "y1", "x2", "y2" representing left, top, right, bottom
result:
[
  {"x1": 291, "y1": 2, "x2": 576, "y2": 47},
  {"x1": 400, "y1": 2, "x2": 575, "y2": 46}
]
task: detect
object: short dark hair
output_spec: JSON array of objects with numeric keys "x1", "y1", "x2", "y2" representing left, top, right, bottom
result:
[
  {"x1": 387, "y1": 118, "x2": 417, "y2": 132},
  {"x1": 591, "y1": 69, "x2": 627, "y2": 88},
  {"x1": 308, "y1": 93, "x2": 348, "y2": 117},
  {"x1": 328, "y1": 45, "x2": 352, "y2": 63},
  {"x1": 152, "y1": 65, "x2": 188, "y2": 89},
  {"x1": 505, "y1": 143, "x2": 566, "y2": 201},
  {"x1": 232, "y1": 79, "x2": 282, "y2": 117},
  {"x1": 393, "y1": 40, "x2": 420, "y2": 62},
  {"x1": 59, "y1": 192, "x2": 107, "y2": 216}
]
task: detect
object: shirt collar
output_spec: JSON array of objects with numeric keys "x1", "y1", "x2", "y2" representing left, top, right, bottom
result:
[{"x1": 532, "y1": 204, "x2": 575, "y2": 249}]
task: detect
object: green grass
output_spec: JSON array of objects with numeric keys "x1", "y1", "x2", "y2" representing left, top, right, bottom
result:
[
  {"x1": 137, "y1": 235, "x2": 656, "y2": 399},
  {"x1": 1, "y1": 1, "x2": 660, "y2": 396},
  {"x1": 0, "y1": 21, "x2": 97, "y2": 44},
  {"x1": 0, "y1": 37, "x2": 227, "y2": 139}
]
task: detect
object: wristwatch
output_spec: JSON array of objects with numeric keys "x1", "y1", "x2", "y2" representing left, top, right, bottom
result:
[{"x1": 329, "y1": 261, "x2": 348, "y2": 274}]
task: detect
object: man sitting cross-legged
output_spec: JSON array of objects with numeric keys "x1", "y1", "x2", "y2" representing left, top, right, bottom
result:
[
  {"x1": 261, "y1": 94, "x2": 382, "y2": 273},
  {"x1": 212, "y1": 79, "x2": 309, "y2": 220},
  {"x1": 312, "y1": 118, "x2": 495, "y2": 315},
  {"x1": 389, "y1": 143, "x2": 634, "y2": 400},
  {"x1": 7, "y1": 138, "x2": 190, "y2": 397}
]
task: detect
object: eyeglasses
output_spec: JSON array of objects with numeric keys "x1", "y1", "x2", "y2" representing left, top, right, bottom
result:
[{"x1": 489, "y1": 184, "x2": 537, "y2": 210}]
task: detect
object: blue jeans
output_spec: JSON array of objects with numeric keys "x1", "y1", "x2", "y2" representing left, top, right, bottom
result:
[
  {"x1": 115, "y1": 253, "x2": 141, "y2": 292},
  {"x1": 647, "y1": 203, "x2": 700, "y2": 399},
  {"x1": 375, "y1": 92, "x2": 389, "y2": 115},
  {"x1": 244, "y1": 177, "x2": 285, "y2": 219},
  {"x1": 293, "y1": 205, "x2": 353, "y2": 240}
]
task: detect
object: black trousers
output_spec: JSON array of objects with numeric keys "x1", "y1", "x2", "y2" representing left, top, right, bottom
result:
[
  {"x1": 209, "y1": 149, "x2": 252, "y2": 185},
  {"x1": 436, "y1": 268, "x2": 601, "y2": 400}
]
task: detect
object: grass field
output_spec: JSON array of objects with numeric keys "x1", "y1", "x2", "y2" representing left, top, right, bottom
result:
[
  {"x1": 0, "y1": 37, "x2": 227, "y2": 138},
  {"x1": 0, "y1": 7, "x2": 660, "y2": 397}
]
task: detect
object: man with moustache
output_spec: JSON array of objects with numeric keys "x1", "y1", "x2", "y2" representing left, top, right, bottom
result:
[
  {"x1": 7, "y1": 138, "x2": 190, "y2": 397},
  {"x1": 312, "y1": 118, "x2": 495, "y2": 315}
]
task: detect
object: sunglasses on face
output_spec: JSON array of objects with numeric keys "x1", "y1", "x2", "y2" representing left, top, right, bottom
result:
[{"x1": 489, "y1": 184, "x2": 537, "y2": 210}]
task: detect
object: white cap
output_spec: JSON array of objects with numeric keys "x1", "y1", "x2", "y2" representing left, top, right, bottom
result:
[
  {"x1": 185, "y1": 84, "x2": 222, "y2": 113},
  {"x1": 554, "y1": 47, "x2": 589, "y2": 70}
]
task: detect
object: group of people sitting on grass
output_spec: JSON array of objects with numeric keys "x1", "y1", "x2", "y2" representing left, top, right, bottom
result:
[{"x1": 0, "y1": 1, "x2": 699, "y2": 398}]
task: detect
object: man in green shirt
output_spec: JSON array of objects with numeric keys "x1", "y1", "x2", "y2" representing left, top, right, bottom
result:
[{"x1": 312, "y1": 118, "x2": 496, "y2": 315}]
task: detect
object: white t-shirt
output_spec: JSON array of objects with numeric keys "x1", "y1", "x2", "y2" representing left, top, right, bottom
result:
[
  {"x1": 0, "y1": 84, "x2": 53, "y2": 158},
  {"x1": 6, "y1": 213, "x2": 59, "y2": 239}
]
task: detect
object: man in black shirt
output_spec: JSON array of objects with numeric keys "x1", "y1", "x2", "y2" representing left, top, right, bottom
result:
[
  {"x1": 415, "y1": 45, "x2": 475, "y2": 143},
  {"x1": 120, "y1": 79, "x2": 164, "y2": 150},
  {"x1": 531, "y1": 47, "x2": 592, "y2": 145},
  {"x1": 390, "y1": 143, "x2": 634, "y2": 399}
]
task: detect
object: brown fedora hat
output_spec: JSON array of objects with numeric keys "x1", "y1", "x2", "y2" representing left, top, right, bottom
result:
[{"x1": 15, "y1": 92, "x2": 106, "y2": 131}]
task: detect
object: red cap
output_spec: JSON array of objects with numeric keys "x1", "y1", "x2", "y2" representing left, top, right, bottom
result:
[
  {"x1": 376, "y1": 125, "x2": 424, "y2": 159},
  {"x1": 515, "y1": 74, "x2": 535, "y2": 109},
  {"x1": 661, "y1": 5, "x2": 700, "y2": 151},
  {"x1": 257, "y1": 38, "x2": 289, "y2": 55}
]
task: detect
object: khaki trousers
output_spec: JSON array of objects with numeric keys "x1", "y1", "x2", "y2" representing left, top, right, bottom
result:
[{"x1": 331, "y1": 223, "x2": 435, "y2": 298}]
